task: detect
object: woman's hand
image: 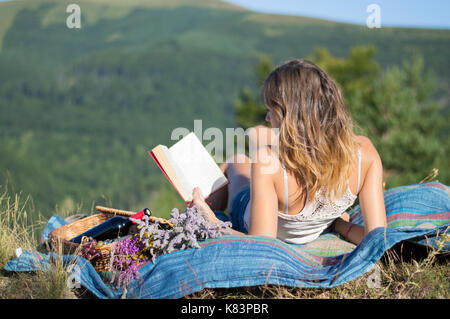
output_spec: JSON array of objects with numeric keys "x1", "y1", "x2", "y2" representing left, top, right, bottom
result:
[{"x1": 187, "y1": 187, "x2": 220, "y2": 224}]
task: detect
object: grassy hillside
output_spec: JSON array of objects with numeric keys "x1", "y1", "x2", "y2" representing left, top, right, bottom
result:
[{"x1": 0, "y1": 0, "x2": 449, "y2": 219}]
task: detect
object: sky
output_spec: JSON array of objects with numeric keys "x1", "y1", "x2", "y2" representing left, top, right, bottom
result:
[{"x1": 223, "y1": 0, "x2": 450, "y2": 29}]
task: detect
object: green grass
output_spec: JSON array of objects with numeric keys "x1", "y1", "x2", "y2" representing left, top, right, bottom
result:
[{"x1": 0, "y1": 185, "x2": 80, "y2": 299}]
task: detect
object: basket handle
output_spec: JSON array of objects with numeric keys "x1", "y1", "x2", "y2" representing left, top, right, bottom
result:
[{"x1": 95, "y1": 206, "x2": 173, "y2": 227}]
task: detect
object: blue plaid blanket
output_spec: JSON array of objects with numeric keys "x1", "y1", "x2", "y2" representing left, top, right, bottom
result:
[{"x1": 5, "y1": 182, "x2": 450, "y2": 299}]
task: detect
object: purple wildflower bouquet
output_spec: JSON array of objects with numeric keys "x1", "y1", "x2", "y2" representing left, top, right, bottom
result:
[
  {"x1": 109, "y1": 205, "x2": 232, "y2": 290},
  {"x1": 110, "y1": 234, "x2": 150, "y2": 289}
]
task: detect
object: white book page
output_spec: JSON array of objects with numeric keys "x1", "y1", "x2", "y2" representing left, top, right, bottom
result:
[
  {"x1": 169, "y1": 132, "x2": 228, "y2": 200},
  {"x1": 158, "y1": 145, "x2": 192, "y2": 200}
]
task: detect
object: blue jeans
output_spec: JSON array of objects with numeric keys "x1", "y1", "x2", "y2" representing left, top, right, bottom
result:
[{"x1": 228, "y1": 184, "x2": 251, "y2": 233}]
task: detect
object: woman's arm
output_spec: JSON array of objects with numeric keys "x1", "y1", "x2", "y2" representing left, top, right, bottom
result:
[
  {"x1": 247, "y1": 146, "x2": 278, "y2": 237},
  {"x1": 334, "y1": 137, "x2": 387, "y2": 245},
  {"x1": 358, "y1": 137, "x2": 387, "y2": 233}
]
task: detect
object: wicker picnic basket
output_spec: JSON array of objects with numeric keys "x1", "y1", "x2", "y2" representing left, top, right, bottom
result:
[{"x1": 48, "y1": 206, "x2": 173, "y2": 271}]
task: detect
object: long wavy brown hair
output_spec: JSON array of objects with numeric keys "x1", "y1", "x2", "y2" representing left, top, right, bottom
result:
[{"x1": 262, "y1": 58, "x2": 359, "y2": 203}]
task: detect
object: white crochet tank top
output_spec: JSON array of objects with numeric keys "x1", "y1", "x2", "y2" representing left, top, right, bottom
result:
[{"x1": 244, "y1": 148, "x2": 362, "y2": 244}]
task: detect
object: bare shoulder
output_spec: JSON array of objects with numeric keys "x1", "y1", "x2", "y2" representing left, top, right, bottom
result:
[
  {"x1": 355, "y1": 135, "x2": 382, "y2": 165},
  {"x1": 355, "y1": 135, "x2": 383, "y2": 191},
  {"x1": 251, "y1": 145, "x2": 282, "y2": 177}
]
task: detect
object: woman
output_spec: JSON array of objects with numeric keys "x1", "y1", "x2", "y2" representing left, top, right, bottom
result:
[{"x1": 188, "y1": 58, "x2": 387, "y2": 246}]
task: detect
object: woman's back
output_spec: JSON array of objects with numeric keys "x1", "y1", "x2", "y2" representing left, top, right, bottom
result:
[
  {"x1": 242, "y1": 135, "x2": 376, "y2": 244},
  {"x1": 273, "y1": 135, "x2": 369, "y2": 215}
]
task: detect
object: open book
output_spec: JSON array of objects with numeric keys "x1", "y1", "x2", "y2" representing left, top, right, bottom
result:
[{"x1": 149, "y1": 132, "x2": 229, "y2": 203}]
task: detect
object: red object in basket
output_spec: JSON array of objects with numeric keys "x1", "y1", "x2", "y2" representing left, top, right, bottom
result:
[{"x1": 130, "y1": 208, "x2": 152, "y2": 223}]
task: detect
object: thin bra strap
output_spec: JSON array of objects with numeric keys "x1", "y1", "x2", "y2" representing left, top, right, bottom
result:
[
  {"x1": 356, "y1": 147, "x2": 362, "y2": 194},
  {"x1": 281, "y1": 163, "x2": 289, "y2": 214}
]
